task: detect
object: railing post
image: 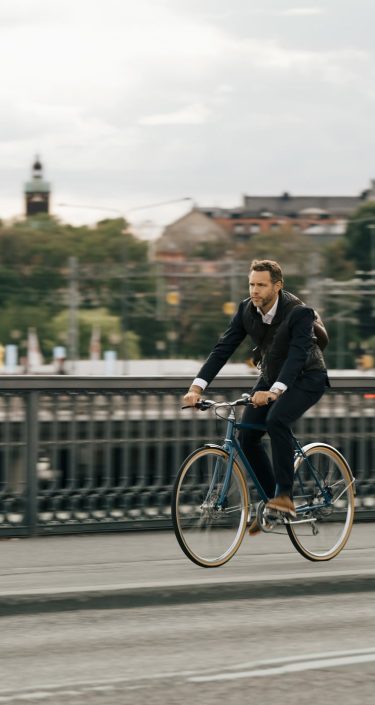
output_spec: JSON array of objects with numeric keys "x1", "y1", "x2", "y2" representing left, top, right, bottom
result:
[{"x1": 25, "y1": 390, "x2": 39, "y2": 535}]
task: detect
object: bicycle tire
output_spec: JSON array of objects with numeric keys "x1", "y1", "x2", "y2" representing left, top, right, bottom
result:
[
  {"x1": 172, "y1": 446, "x2": 249, "y2": 568},
  {"x1": 286, "y1": 443, "x2": 355, "y2": 562}
]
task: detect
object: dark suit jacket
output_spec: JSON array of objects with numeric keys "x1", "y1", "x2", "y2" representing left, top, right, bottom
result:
[{"x1": 196, "y1": 291, "x2": 328, "y2": 392}]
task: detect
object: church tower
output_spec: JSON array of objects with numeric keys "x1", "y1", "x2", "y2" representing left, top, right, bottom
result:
[{"x1": 24, "y1": 156, "x2": 50, "y2": 216}]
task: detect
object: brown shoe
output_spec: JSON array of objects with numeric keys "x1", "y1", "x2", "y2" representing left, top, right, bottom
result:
[
  {"x1": 266, "y1": 494, "x2": 296, "y2": 518},
  {"x1": 248, "y1": 516, "x2": 273, "y2": 535},
  {"x1": 248, "y1": 517, "x2": 261, "y2": 536}
]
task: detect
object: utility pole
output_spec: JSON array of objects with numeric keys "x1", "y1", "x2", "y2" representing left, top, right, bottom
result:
[
  {"x1": 336, "y1": 314, "x2": 345, "y2": 369},
  {"x1": 155, "y1": 262, "x2": 165, "y2": 321},
  {"x1": 368, "y1": 223, "x2": 375, "y2": 274},
  {"x1": 229, "y1": 257, "x2": 238, "y2": 306},
  {"x1": 305, "y1": 251, "x2": 322, "y2": 312},
  {"x1": 68, "y1": 256, "x2": 79, "y2": 373},
  {"x1": 121, "y1": 234, "x2": 130, "y2": 375}
]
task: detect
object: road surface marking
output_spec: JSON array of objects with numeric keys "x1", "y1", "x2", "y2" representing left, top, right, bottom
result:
[
  {"x1": 217, "y1": 645, "x2": 375, "y2": 672},
  {"x1": 2, "y1": 647, "x2": 375, "y2": 701},
  {"x1": 189, "y1": 648, "x2": 375, "y2": 682}
]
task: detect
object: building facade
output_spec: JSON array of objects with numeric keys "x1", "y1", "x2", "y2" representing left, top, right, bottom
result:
[{"x1": 198, "y1": 181, "x2": 375, "y2": 242}]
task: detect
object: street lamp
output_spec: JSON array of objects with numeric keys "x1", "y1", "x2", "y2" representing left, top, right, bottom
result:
[{"x1": 57, "y1": 197, "x2": 193, "y2": 220}]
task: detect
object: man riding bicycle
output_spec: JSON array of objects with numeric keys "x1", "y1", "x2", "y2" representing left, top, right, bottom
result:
[{"x1": 183, "y1": 259, "x2": 329, "y2": 533}]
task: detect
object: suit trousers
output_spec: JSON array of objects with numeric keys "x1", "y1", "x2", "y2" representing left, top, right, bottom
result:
[{"x1": 239, "y1": 376, "x2": 326, "y2": 499}]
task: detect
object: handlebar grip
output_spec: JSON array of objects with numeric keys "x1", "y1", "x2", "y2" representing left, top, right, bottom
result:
[
  {"x1": 196, "y1": 400, "x2": 212, "y2": 410},
  {"x1": 181, "y1": 401, "x2": 211, "y2": 410},
  {"x1": 234, "y1": 394, "x2": 253, "y2": 406}
]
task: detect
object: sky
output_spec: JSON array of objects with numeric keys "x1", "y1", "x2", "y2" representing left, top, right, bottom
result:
[{"x1": 1, "y1": 0, "x2": 374, "y2": 236}]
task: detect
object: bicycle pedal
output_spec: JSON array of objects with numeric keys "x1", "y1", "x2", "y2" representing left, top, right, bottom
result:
[
  {"x1": 263, "y1": 508, "x2": 280, "y2": 524},
  {"x1": 255, "y1": 503, "x2": 276, "y2": 533},
  {"x1": 260, "y1": 519, "x2": 276, "y2": 533}
]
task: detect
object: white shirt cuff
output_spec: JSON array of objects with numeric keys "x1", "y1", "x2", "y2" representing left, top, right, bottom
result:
[
  {"x1": 270, "y1": 382, "x2": 287, "y2": 393},
  {"x1": 192, "y1": 377, "x2": 208, "y2": 390}
]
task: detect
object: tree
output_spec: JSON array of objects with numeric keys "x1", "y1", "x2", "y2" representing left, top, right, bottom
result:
[
  {"x1": 50, "y1": 308, "x2": 141, "y2": 359},
  {"x1": 345, "y1": 202, "x2": 375, "y2": 272},
  {"x1": 234, "y1": 226, "x2": 315, "y2": 282},
  {"x1": 321, "y1": 239, "x2": 355, "y2": 280},
  {"x1": 0, "y1": 304, "x2": 54, "y2": 361},
  {"x1": 343, "y1": 203, "x2": 375, "y2": 345},
  {"x1": 0, "y1": 217, "x2": 150, "y2": 358}
]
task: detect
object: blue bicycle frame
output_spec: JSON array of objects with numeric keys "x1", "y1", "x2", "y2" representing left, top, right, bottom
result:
[{"x1": 212, "y1": 406, "x2": 332, "y2": 513}]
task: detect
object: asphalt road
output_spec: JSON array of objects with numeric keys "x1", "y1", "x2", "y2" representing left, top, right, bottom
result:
[
  {"x1": 1, "y1": 524, "x2": 375, "y2": 606},
  {"x1": 0, "y1": 524, "x2": 374, "y2": 703},
  {"x1": 1, "y1": 591, "x2": 375, "y2": 704}
]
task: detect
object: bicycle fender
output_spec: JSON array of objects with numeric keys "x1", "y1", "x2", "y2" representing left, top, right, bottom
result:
[
  {"x1": 297, "y1": 442, "x2": 356, "y2": 491},
  {"x1": 204, "y1": 444, "x2": 227, "y2": 451}
]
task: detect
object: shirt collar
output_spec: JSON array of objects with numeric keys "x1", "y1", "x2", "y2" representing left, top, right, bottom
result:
[{"x1": 257, "y1": 296, "x2": 279, "y2": 324}]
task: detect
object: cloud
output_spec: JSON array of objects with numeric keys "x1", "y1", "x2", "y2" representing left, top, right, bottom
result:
[
  {"x1": 280, "y1": 7, "x2": 325, "y2": 16},
  {"x1": 0, "y1": 0, "x2": 374, "y2": 227},
  {"x1": 139, "y1": 104, "x2": 211, "y2": 126}
]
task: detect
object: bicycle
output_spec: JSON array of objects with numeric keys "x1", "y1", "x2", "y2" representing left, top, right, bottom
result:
[{"x1": 172, "y1": 394, "x2": 355, "y2": 568}]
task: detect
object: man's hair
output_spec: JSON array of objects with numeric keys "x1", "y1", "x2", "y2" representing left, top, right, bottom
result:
[{"x1": 249, "y1": 259, "x2": 284, "y2": 285}]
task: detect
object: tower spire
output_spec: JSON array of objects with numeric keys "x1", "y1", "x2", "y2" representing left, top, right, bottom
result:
[
  {"x1": 24, "y1": 155, "x2": 51, "y2": 216},
  {"x1": 32, "y1": 155, "x2": 43, "y2": 179}
]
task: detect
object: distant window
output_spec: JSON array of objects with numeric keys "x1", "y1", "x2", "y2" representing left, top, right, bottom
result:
[
  {"x1": 250, "y1": 224, "x2": 260, "y2": 234},
  {"x1": 234, "y1": 223, "x2": 245, "y2": 234}
]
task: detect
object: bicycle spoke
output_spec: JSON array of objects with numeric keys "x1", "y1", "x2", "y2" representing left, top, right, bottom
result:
[
  {"x1": 287, "y1": 445, "x2": 354, "y2": 561},
  {"x1": 222, "y1": 505, "x2": 243, "y2": 515},
  {"x1": 172, "y1": 448, "x2": 248, "y2": 567}
]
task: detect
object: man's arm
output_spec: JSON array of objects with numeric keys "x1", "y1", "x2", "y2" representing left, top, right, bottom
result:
[
  {"x1": 183, "y1": 302, "x2": 247, "y2": 406},
  {"x1": 196, "y1": 303, "x2": 247, "y2": 385}
]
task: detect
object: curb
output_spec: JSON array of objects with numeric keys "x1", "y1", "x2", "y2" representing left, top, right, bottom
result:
[{"x1": 0, "y1": 573, "x2": 374, "y2": 615}]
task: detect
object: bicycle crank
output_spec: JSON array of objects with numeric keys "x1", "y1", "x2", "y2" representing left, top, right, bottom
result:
[{"x1": 256, "y1": 501, "x2": 280, "y2": 533}]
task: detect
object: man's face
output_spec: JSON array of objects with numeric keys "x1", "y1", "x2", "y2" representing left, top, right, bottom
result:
[{"x1": 248, "y1": 270, "x2": 282, "y2": 312}]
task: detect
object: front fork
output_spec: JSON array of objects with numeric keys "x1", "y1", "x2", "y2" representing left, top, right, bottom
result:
[
  {"x1": 216, "y1": 414, "x2": 238, "y2": 508},
  {"x1": 203, "y1": 415, "x2": 237, "y2": 510}
]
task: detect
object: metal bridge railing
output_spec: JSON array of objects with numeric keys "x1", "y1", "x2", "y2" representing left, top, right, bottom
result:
[{"x1": 0, "y1": 374, "x2": 373, "y2": 535}]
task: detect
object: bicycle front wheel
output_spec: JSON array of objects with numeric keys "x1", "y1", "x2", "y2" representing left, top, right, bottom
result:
[
  {"x1": 287, "y1": 444, "x2": 355, "y2": 561},
  {"x1": 172, "y1": 447, "x2": 249, "y2": 568}
]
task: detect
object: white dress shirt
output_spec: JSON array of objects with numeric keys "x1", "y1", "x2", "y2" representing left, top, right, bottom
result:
[{"x1": 256, "y1": 297, "x2": 278, "y2": 324}]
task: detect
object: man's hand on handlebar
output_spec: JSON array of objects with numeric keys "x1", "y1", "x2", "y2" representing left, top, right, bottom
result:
[
  {"x1": 251, "y1": 390, "x2": 277, "y2": 407},
  {"x1": 183, "y1": 384, "x2": 203, "y2": 407},
  {"x1": 183, "y1": 387, "x2": 278, "y2": 410}
]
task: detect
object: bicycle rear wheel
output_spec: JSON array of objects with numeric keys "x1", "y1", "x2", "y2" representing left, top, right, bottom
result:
[
  {"x1": 172, "y1": 447, "x2": 249, "y2": 568},
  {"x1": 287, "y1": 443, "x2": 355, "y2": 561}
]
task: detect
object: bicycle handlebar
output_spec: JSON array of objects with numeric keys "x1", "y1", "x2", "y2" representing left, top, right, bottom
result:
[{"x1": 182, "y1": 393, "x2": 252, "y2": 411}]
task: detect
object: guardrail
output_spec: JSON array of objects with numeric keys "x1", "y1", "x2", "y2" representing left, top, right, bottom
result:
[{"x1": 0, "y1": 374, "x2": 373, "y2": 535}]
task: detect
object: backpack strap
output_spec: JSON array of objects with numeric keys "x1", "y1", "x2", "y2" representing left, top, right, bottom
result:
[{"x1": 313, "y1": 310, "x2": 329, "y2": 350}]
